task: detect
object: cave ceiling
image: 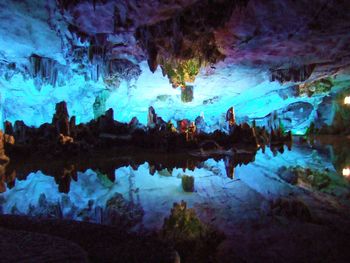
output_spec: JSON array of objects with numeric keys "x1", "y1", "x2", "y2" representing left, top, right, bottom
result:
[{"x1": 59, "y1": 0, "x2": 350, "y2": 83}]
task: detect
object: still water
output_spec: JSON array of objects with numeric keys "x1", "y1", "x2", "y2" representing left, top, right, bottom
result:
[{"x1": 0, "y1": 136, "x2": 349, "y2": 234}]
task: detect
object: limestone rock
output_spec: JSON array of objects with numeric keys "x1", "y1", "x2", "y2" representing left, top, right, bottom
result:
[
  {"x1": 28, "y1": 193, "x2": 62, "y2": 219},
  {"x1": 4, "y1": 121, "x2": 13, "y2": 135},
  {"x1": 0, "y1": 131, "x2": 9, "y2": 164},
  {"x1": 29, "y1": 54, "x2": 62, "y2": 88},
  {"x1": 98, "y1": 108, "x2": 115, "y2": 133},
  {"x1": 3, "y1": 134, "x2": 14, "y2": 145},
  {"x1": 103, "y1": 193, "x2": 144, "y2": 228},
  {"x1": 181, "y1": 175, "x2": 194, "y2": 192},
  {"x1": 270, "y1": 64, "x2": 316, "y2": 83},
  {"x1": 13, "y1": 121, "x2": 28, "y2": 144},
  {"x1": 58, "y1": 134, "x2": 74, "y2": 145},
  {"x1": 70, "y1": 116, "x2": 77, "y2": 138},
  {"x1": 52, "y1": 101, "x2": 70, "y2": 136},
  {"x1": 269, "y1": 197, "x2": 313, "y2": 222},
  {"x1": 278, "y1": 166, "x2": 298, "y2": 185}
]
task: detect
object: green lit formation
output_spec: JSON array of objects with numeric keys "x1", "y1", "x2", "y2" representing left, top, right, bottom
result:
[{"x1": 161, "y1": 59, "x2": 201, "y2": 88}]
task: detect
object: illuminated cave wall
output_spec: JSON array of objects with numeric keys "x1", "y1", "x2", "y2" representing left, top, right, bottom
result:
[
  {"x1": 1, "y1": 60, "x2": 347, "y2": 134},
  {"x1": 1, "y1": 0, "x2": 350, "y2": 135}
]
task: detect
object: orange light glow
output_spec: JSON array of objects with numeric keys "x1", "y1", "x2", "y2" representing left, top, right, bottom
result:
[
  {"x1": 343, "y1": 168, "x2": 350, "y2": 177},
  {"x1": 345, "y1": 96, "x2": 350, "y2": 105}
]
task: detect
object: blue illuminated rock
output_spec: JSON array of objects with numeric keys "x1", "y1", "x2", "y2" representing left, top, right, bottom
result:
[{"x1": 0, "y1": 0, "x2": 349, "y2": 135}]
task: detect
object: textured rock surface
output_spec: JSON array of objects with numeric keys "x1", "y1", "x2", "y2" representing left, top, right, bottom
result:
[
  {"x1": 0, "y1": 130, "x2": 12, "y2": 164},
  {"x1": 103, "y1": 192, "x2": 144, "y2": 227},
  {"x1": 52, "y1": 101, "x2": 70, "y2": 136},
  {"x1": 0, "y1": 0, "x2": 350, "y2": 133}
]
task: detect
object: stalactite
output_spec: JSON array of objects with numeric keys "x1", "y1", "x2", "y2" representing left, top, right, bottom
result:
[
  {"x1": 88, "y1": 45, "x2": 106, "y2": 63},
  {"x1": 146, "y1": 43, "x2": 159, "y2": 73},
  {"x1": 135, "y1": 0, "x2": 247, "y2": 86},
  {"x1": 67, "y1": 24, "x2": 90, "y2": 44},
  {"x1": 270, "y1": 64, "x2": 316, "y2": 83},
  {"x1": 160, "y1": 58, "x2": 201, "y2": 88},
  {"x1": 88, "y1": 45, "x2": 105, "y2": 82},
  {"x1": 103, "y1": 59, "x2": 141, "y2": 88},
  {"x1": 90, "y1": 64, "x2": 101, "y2": 82},
  {"x1": 181, "y1": 85, "x2": 194, "y2": 103},
  {"x1": 29, "y1": 54, "x2": 61, "y2": 88}
]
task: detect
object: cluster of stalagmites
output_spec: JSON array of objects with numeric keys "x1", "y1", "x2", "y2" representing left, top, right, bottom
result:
[
  {"x1": 1, "y1": 101, "x2": 291, "y2": 160},
  {"x1": 3, "y1": 109, "x2": 292, "y2": 192}
]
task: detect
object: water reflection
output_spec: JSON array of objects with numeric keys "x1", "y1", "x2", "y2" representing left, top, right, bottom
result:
[
  {"x1": 311, "y1": 135, "x2": 350, "y2": 179},
  {"x1": 1, "y1": 148, "x2": 259, "y2": 194},
  {"x1": 0, "y1": 137, "x2": 349, "y2": 230}
]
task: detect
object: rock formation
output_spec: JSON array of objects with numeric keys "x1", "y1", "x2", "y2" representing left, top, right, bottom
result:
[
  {"x1": 0, "y1": 130, "x2": 9, "y2": 164},
  {"x1": 52, "y1": 101, "x2": 70, "y2": 136}
]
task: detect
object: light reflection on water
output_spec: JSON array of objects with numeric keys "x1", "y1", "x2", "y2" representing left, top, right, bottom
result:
[{"x1": 0, "y1": 137, "x2": 349, "y2": 230}]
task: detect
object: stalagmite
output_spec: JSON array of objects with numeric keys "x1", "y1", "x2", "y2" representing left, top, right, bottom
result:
[{"x1": 52, "y1": 101, "x2": 70, "y2": 136}]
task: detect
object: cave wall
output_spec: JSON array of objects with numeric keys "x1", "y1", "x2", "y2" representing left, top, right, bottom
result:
[
  {"x1": 1, "y1": 0, "x2": 350, "y2": 134},
  {"x1": 1, "y1": 59, "x2": 348, "y2": 134}
]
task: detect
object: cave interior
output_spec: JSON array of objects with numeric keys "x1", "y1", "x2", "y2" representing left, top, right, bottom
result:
[{"x1": 0, "y1": 1, "x2": 350, "y2": 262}]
